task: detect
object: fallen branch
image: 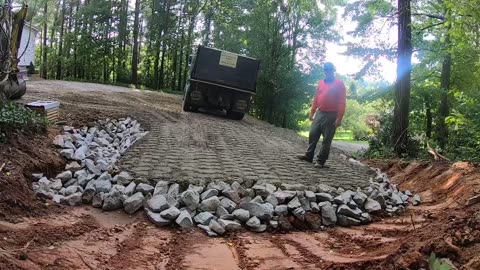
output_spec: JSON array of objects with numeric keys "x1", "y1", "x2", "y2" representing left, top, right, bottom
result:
[
  {"x1": 427, "y1": 143, "x2": 449, "y2": 161},
  {"x1": 0, "y1": 163, "x2": 5, "y2": 173}
]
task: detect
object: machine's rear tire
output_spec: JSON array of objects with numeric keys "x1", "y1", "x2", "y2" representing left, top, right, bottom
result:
[{"x1": 227, "y1": 110, "x2": 245, "y2": 120}]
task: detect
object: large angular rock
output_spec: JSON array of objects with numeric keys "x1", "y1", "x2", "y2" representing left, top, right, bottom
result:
[
  {"x1": 123, "y1": 192, "x2": 144, "y2": 214},
  {"x1": 311, "y1": 202, "x2": 320, "y2": 213},
  {"x1": 250, "y1": 196, "x2": 264, "y2": 204},
  {"x1": 194, "y1": 212, "x2": 214, "y2": 225},
  {"x1": 65, "y1": 185, "x2": 83, "y2": 196},
  {"x1": 265, "y1": 195, "x2": 278, "y2": 208},
  {"x1": 218, "y1": 219, "x2": 242, "y2": 231},
  {"x1": 250, "y1": 224, "x2": 267, "y2": 233},
  {"x1": 136, "y1": 183, "x2": 154, "y2": 195},
  {"x1": 274, "y1": 191, "x2": 296, "y2": 204},
  {"x1": 320, "y1": 204, "x2": 337, "y2": 226},
  {"x1": 337, "y1": 205, "x2": 363, "y2": 220},
  {"x1": 92, "y1": 192, "x2": 104, "y2": 208},
  {"x1": 390, "y1": 192, "x2": 404, "y2": 205},
  {"x1": 85, "y1": 159, "x2": 101, "y2": 175},
  {"x1": 221, "y1": 198, "x2": 237, "y2": 213},
  {"x1": 216, "y1": 206, "x2": 229, "y2": 218},
  {"x1": 65, "y1": 161, "x2": 83, "y2": 172},
  {"x1": 82, "y1": 187, "x2": 96, "y2": 204},
  {"x1": 147, "y1": 195, "x2": 169, "y2": 213},
  {"x1": 317, "y1": 184, "x2": 337, "y2": 194},
  {"x1": 102, "y1": 191, "x2": 123, "y2": 211},
  {"x1": 188, "y1": 184, "x2": 204, "y2": 194},
  {"x1": 305, "y1": 191, "x2": 316, "y2": 202},
  {"x1": 233, "y1": 209, "x2": 250, "y2": 222},
  {"x1": 364, "y1": 198, "x2": 382, "y2": 213},
  {"x1": 53, "y1": 135, "x2": 65, "y2": 147},
  {"x1": 117, "y1": 171, "x2": 134, "y2": 186},
  {"x1": 316, "y1": 193, "x2": 334, "y2": 202},
  {"x1": 161, "y1": 207, "x2": 181, "y2": 220},
  {"x1": 176, "y1": 210, "x2": 194, "y2": 228},
  {"x1": 56, "y1": 171, "x2": 73, "y2": 183},
  {"x1": 60, "y1": 192, "x2": 83, "y2": 206},
  {"x1": 274, "y1": 205, "x2": 288, "y2": 216},
  {"x1": 299, "y1": 196, "x2": 311, "y2": 211},
  {"x1": 337, "y1": 214, "x2": 361, "y2": 227},
  {"x1": 201, "y1": 189, "x2": 218, "y2": 201},
  {"x1": 252, "y1": 183, "x2": 276, "y2": 198},
  {"x1": 239, "y1": 202, "x2": 274, "y2": 221},
  {"x1": 154, "y1": 181, "x2": 169, "y2": 195},
  {"x1": 246, "y1": 216, "x2": 261, "y2": 228},
  {"x1": 181, "y1": 190, "x2": 200, "y2": 211},
  {"x1": 146, "y1": 210, "x2": 171, "y2": 227},
  {"x1": 223, "y1": 189, "x2": 241, "y2": 204},
  {"x1": 292, "y1": 207, "x2": 306, "y2": 221},
  {"x1": 124, "y1": 182, "x2": 137, "y2": 196},
  {"x1": 287, "y1": 197, "x2": 302, "y2": 210},
  {"x1": 353, "y1": 192, "x2": 368, "y2": 205},
  {"x1": 168, "y1": 183, "x2": 180, "y2": 198},
  {"x1": 60, "y1": 149, "x2": 74, "y2": 160},
  {"x1": 48, "y1": 179, "x2": 63, "y2": 191},
  {"x1": 199, "y1": 196, "x2": 221, "y2": 212},
  {"x1": 412, "y1": 194, "x2": 421, "y2": 206},
  {"x1": 334, "y1": 191, "x2": 353, "y2": 205},
  {"x1": 73, "y1": 145, "x2": 88, "y2": 161},
  {"x1": 94, "y1": 180, "x2": 112, "y2": 194},
  {"x1": 209, "y1": 219, "x2": 225, "y2": 235}
]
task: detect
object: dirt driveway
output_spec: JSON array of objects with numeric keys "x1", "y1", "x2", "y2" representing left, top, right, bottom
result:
[{"x1": 23, "y1": 80, "x2": 373, "y2": 190}]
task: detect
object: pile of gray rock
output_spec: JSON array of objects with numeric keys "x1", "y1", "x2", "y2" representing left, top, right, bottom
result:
[
  {"x1": 32, "y1": 118, "x2": 148, "y2": 206},
  {"x1": 31, "y1": 118, "x2": 421, "y2": 236}
]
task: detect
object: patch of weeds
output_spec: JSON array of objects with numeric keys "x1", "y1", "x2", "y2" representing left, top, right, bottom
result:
[
  {"x1": 0, "y1": 100, "x2": 48, "y2": 143},
  {"x1": 429, "y1": 253, "x2": 453, "y2": 270}
]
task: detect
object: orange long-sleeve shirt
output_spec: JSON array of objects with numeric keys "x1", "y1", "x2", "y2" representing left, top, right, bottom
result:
[{"x1": 310, "y1": 78, "x2": 347, "y2": 123}]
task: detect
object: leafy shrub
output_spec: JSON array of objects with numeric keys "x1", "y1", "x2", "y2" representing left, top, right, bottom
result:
[
  {"x1": 0, "y1": 100, "x2": 48, "y2": 143},
  {"x1": 429, "y1": 253, "x2": 452, "y2": 270},
  {"x1": 364, "y1": 112, "x2": 422, "y2": 158}
]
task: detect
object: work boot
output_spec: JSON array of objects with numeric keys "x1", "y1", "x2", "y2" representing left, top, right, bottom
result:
[
  {"x1": 314, "y1": 161, "x2": 330, "y2": 169},
  {"x1": 296, "y1": 154, "x2": 313, "y2": 163}
]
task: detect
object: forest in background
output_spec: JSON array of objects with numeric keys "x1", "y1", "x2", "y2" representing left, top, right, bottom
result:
[{"x1": 26, "y1": 0, "x2": 480, "y2": 160}]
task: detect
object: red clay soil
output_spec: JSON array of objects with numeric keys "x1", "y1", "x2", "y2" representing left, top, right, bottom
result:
[
  {"x1": 2, "y1": 130, "x2": 480, "y2": 269},
  {"x1": 0, "y1": 130, "x2": 65, "y2": 223}
]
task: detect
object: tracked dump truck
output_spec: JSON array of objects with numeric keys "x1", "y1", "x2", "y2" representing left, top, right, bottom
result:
[{"x1": 183, "y1": 46, "x2": 260, "y2": 120}]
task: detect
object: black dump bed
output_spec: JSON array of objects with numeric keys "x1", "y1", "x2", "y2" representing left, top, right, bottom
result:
[{"x1": 190, "y1": 46, "x2": 260, "y2": 93}]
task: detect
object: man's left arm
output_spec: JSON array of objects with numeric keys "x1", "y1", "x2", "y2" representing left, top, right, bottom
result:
[{"x1": 336, "y1": 81, "x2": 347, "y2": 127}]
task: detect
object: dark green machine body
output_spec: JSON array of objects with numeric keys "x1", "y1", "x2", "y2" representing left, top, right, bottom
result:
[{"x1": 182, "y1": 46, "x2": 260, "y2": 120}]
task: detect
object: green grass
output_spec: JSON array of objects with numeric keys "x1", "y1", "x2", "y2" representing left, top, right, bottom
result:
[{"x1": 298, "y1": 130, "x2": 368, "y2": 144}]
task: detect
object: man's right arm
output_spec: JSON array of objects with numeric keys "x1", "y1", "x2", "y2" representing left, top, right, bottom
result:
[{"x1": 310, "y1": 83, "x2": 321, "y2": 120}]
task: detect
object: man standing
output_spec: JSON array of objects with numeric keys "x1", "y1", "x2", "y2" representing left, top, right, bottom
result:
[{"x1": 296, "y1": 62, "x2": 346, "y2": 168}]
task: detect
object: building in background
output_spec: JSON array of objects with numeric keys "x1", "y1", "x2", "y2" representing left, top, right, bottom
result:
[{"x1": 18, "y1": 23, "x2": 40, "y2": 79}]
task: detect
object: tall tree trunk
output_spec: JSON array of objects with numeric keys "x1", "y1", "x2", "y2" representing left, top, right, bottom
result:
[
  {"x1": 41, "y1": 1, "x2": 48, "y2": 79},
  {"x1": 437, "y1": 51, "x2": 451, "y2": 149},
  {"x1": 159, "y1": 0, "x2": 171, "y2": 89},
  {"x1": 64, "y1": 0, "x2": 74, "y2": 77},
  {"x1": 426, "y1": 99, "x2": 432, "y2": 139},
  {"x1": 117, "y1": 0, "x2": 128, "y2": 81},
  {"x1": 56, "y1": 0, "x2": 66, "y2": 79},
  {"x1": 392, "y1": 0, "x2": 412, "y2": 155},
  {"x1": 131, "y1": 0, "x2": 141, "y2": 86}
]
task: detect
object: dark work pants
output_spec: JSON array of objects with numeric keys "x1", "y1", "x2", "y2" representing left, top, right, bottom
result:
[{"x1": 305, "y1": 111, "x2": 337, "y2": 164}]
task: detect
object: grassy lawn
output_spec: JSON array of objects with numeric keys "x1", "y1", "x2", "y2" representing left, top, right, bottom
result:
[{"x1": 298, "y1": 130, "x2": 369, "y2": 145}]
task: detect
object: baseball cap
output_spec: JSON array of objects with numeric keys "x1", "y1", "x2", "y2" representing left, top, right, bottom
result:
[{"x1": 323, "y1": 62, "x2": 335, "y2": 71}]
